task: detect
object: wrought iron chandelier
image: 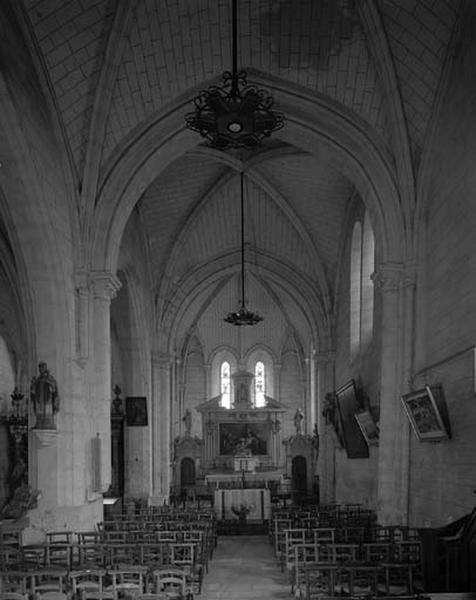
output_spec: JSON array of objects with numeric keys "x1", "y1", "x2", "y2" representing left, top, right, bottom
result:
[
  {"x1": 185, "y1": 0, "x2": 284, "y2": 150},
  {"x1": 224, "y1": 172, "x2": 263, "y2": 326}
]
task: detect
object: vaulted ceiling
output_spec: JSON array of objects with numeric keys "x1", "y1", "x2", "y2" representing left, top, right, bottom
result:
[{"x1": 15, "y1": 0, "x2": 464, "y2": 354}]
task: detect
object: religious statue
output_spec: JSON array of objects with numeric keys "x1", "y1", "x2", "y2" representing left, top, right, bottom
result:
[
  {"x1": 30, "y1": 362, "x2": 59, "y2": 429},
  {"x1": 294, "y1": 407, "x2": 304, "y2": 434},
  {"x1": 183, "y1": 409, "x2": 192, "y2": 435}
]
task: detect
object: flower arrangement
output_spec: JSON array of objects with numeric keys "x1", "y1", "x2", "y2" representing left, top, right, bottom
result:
[
  {"x1": 1, "y1": 484, "x2": 40, "y2": 520},
  {"x1": 231, "y1": 502, "x2": 254, "y2": 526}
]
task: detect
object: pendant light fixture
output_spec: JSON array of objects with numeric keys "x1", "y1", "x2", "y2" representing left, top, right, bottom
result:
[
  {"x1": 224, "y1": 172, "x2": 263, "y2": 326},
  {"x1": 185, "y1": 0, "x2": 284, "y2": 150}
]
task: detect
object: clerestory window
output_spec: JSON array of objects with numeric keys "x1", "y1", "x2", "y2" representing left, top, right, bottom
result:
[{"x1": 220, "y1": 361, "x2": 231, "y2": 408}]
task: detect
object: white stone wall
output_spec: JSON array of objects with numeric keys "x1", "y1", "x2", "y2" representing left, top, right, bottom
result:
[{"x1": 410, "y1": 11, "x2": 476, "y2": 527}]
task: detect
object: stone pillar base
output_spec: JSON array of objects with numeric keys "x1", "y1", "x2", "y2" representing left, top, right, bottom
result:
[
  {"x1": 148, "y1": 494, "x2": 168, "y2": 506},
  {"x1": 32, "y1": 428, "x2": 57, "y2": 447}
]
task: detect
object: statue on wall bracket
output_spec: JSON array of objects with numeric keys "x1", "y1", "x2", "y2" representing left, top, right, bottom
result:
[{"x1": 30, "y1": 362, "x2": 59, "y2": 430}]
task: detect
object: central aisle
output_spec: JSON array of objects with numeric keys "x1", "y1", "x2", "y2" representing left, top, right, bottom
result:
[{"x1": 201, "y1": 535, "x2": 292, "y2": 599}]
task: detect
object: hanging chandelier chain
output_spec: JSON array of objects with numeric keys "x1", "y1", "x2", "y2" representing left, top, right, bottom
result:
[
  {"x1": 223, "y1": 170, "x2": 263, "y2": 326},
  {"x1": 232, "y1": 0, "x2": 238, "y2": 83},
  {"x1": 240, "y1": 170, "x2": 245, "y2": 307}
]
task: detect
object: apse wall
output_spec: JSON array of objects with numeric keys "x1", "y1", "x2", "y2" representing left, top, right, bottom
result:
[{"x1": 410, "y1": 12, "x2": 476, "y2": 527}]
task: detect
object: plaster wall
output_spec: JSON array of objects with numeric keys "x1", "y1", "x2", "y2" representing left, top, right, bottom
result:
[
  {"x1": 0, "y1": 4, "x2": 106, "y2": 525},
  {"x1": 332, "y1": 201, "x2": 382, "y2": 508},
  {"x1": 411, "y1": 12, "x2": 476, "y2": 527}
]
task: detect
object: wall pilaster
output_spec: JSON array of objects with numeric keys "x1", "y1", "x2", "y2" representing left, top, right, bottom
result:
[
  {"x1": 315, "y1": 350, "x2": 336, "y2": 503},
  {"x1": 91, "y1": 271, "x2": 121, "y2": 492},
  {"x1": 374, "y1": 262, "x2": 415, "y2": 525},
  {"x1": 150, "y1": 351, "x2": 172, "y2": 504}
]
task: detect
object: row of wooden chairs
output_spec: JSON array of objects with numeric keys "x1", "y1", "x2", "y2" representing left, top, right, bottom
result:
[
  {"x1": 290, "y1": 540, "x2": 422, "y2": 595},
  {"x1": 0, "y1": 565, "x2": 193, "y2": 600},
  {"x1": 2, "y1": 540, "x2": 206, "y2": 591},
  {"x1": 267, "y1": 503, "x2": 425, "y2": 599}
]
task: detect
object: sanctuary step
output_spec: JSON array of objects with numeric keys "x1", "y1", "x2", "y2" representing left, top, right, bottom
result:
[
  {"x1": 201, "y1": 535, "x2": 291, "y2": 600},
  {"x1": 216, "y1": 519, "x2": 268, "y2": 535}
]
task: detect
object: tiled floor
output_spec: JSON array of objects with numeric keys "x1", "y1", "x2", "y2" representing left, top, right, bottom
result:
[{"x1": 201, "y1": 534, "x2": 292, "y2": 599}]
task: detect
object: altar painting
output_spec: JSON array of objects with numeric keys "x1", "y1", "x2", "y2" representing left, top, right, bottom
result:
[{"x1": 219, "y1": 423, "x2": 267, "y2": 455}]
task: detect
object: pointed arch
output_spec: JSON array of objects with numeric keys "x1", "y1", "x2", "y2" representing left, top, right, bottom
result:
[{"x1": 91, "y1": 73, "x2": 407, "y2": 278}]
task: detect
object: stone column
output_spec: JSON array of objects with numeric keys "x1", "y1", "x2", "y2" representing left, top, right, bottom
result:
[
  {"x1": 307, "y1": 353, "x2": 317, "y2": 432},
  {"x1": 75, "y1": 269, "x2": 90, "y2": 364},
  {"x1": 91, "y1": 271, "x2": 121, "y2": 493},
  {"x1": 315, "y1": 350, "x2": 336, "y2": 503},
  {"x1": 374, "y1": 262, "x2": 414, "y2": 525},
  {"x1": 150, "y1": 351, "x2": 171, "y2": 505},
  {"x1": 270, "y1": 413, "x2": 282, "y2": 467}
]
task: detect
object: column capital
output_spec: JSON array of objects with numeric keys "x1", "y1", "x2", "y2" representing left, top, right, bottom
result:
[
  {"x1": 151, "y1": 350, "x2": 173, "y2": 368},
  {"x1": 314, "y1": 350, "x2": 336, "y2": 365},
  {"x1": 372, "y1": 262, "x2": 403, "y2": 293},
  {"x1": 372, "y1": 261, "x2": 417, "y2": 293},
  {"x1": 91, "y1": 271, "x2": 121, "y2": 301},
  {"x1": 75, "y1": 268, "x2": 90, "y2": 291},
  {"x1": 401, "y1": 260, "x2": 417, "y2": 289}
]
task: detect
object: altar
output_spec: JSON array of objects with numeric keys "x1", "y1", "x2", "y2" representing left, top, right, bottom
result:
[
  {"x1": 205, "y1": 470, "x2": 283, "y2": 489},
  {"x1": 196, "y1": 369, "x2": 288, "y2": 478},
  {"x1": 234, "y1": 455, "x2": 257, "y2": 472},
  {"x1": 214, "y1": 488, "x2": 271, "y2": 521}
]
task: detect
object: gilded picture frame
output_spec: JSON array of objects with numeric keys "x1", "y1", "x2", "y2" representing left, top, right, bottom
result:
[{"x1": 401, "y1": 385, "x2": 450, "y2": 442}]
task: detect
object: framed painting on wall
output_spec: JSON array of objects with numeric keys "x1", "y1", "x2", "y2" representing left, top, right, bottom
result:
[
  {"x1": 354, "y1": 410, "x2": 379, "y2": 447},
  {"x1": 219, "y1": 422, "x2": 268, "y2": 455},
  {"x1": 401, "y1": 385, "x2": 451, "y2": 442},
  {"x1": 126, "y1": 396, "x2": 148, "y2": 426},
  {"x1": 335, "y1": 380, "x2": 369, "y2": 458}
]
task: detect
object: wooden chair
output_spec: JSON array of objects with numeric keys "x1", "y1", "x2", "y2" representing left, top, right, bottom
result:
[
  {"x1": 361, "y1": 541, "x2": 393, "y2": 563},
  {"x1": 151, "y1": 568, "x2": 188, "y2": 600},
  {"x1": 21, "y1": 544, "x2": 47, "y2": 568},
  {"x1": 282, "y1": 528, "x2": 308, "y2": 574},
  {"x1": 304, "y1": 564, "x2": 340, "y2": 600},
  {"x1": 0, "y1": 547, "x2": 23, "y2": 570},
  {"x1": 291, "y1": 543, "x2": 319, "y2": 594},
  {"x1": 311, "y1": 528, "x2": 335, "y2": 546},
  {"x1": 29, "y1": 569, "x2": 68, "y2": 597},
  {"x1": 340, "y1": 563, "x2": 381, "y2": 598},
  {"x1": 327, "y1": 543, "x2": 360, "y2": 563},
  {"x1": 68, "y1": 569, "x2": 107, "y2": 599},
  {"x1": 105, "y1": 565, "x2": 148, "y2": 598},
  {"x1": 106, "y1": 544, "x2": 141, "y2": 567},
  {"x1": 0, "y1": 572, "x2": 29, "y2": 595},
  {"x1": 169, "y1": 543, "x2": 201, "y2": 596},
  {"x1": 379, "y1": 562, "x2": 417, "y2": 597}
]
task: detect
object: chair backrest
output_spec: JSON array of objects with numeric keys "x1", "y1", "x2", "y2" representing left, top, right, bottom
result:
[
  {"x1": 35, "y1": 593, "x2": 68, "y2": 600},
  {"x1": 170, "y1": 543, "x2": 195, "y2": 566},
  {"x1": 69, "y1": 569, "x2": 106, "y2": 594},
  {"x1": 30, "y1": 570, "x2": 67, "y2": 594},
  {"x1": 81, "y1": 592, "x2": 116, "y2": 600},
  {"x1": 152, "y1": 568, "x2": 187, "y2": 596},
  {"x1": 108, "y1": 566, "x2": 148, "y2": 592},
  {"x1": 133, "y1": 595, "x2": 168, "y2": 600},
  {"x1": 46, "y1": 531, "x2": 76, "y2": 545},
  {"x1": 0, "y1": 593, "x2": 28, "y2": 600},
  {"x1": 0, "y1": 572, "x2": 29, "y2": 595}
]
